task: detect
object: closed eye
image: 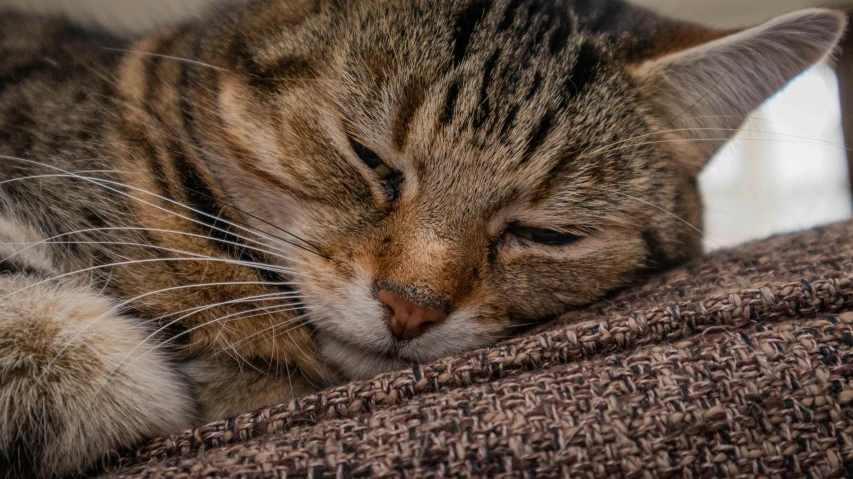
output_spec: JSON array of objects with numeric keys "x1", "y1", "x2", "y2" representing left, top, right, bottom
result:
[
  {"x1": 349, "y1": 139, "x2": 398, "y2": 180},
  {"x1": 505, "y1": 224, "x2": 587, "y2": 246},
  {"x1": 349, "y1": 138, "x2": 403, "y2": 200}
]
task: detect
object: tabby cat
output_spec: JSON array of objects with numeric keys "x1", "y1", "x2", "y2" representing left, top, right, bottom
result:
[{"x1": 0, "y1": 0, "x2": 845, "y2": 476}]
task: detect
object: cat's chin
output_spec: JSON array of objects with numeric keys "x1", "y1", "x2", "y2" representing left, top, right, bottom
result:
[{"x1": 317, "y1": 333, "x2": 411, "y2": 380}]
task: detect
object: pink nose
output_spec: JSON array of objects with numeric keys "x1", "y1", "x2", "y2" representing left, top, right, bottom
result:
[{"x1": 378, "y1": 289, "x2": 447, "y2": 340}]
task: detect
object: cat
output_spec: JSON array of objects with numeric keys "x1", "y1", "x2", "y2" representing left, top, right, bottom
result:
[{"x1": 0, "y1": 0, "x2": 845, "y2": 477}]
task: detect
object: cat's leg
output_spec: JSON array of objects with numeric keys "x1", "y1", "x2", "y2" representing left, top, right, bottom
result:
[{"x1": 0, "y1": 218, "x2": 195, "y2": 478}]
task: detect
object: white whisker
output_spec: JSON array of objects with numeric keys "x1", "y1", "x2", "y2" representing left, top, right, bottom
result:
[
  {"x1": 85, "y1": 93, "x2": 327, "y2": 256},
  {"x1": 587, "y1": 126, "x2": 849, "y2": 158},
  {"x1": 0, "y1": 156, "x2": 325, "y2": 262},
  {"x1": 10, "y1": 239, "x2": 316, "y2": 280},
  {"x1": 29, "y1": 263, "x2": 304, "y2": 371},
  {"x1": 583, "y1": 184, "x2": 721, "y2": 250},
  {"x1": 99, "y1": 47, "x2": 230, "y2": 72},
  {"x1": 597, "y1": 136, "x2": 849, "y2": 157},
  {"x1": 230, "y1": 312, "x2": 312, "y2": 350},
  {"x1": 147, "y1": 291, "x2": 302, "y2": 323},
  {"x1": 107, "y1": 297, "x2": 305, "y2": 379},
  {"x1": 0, "y1": 225, "x2": 297, "y2": 268}
]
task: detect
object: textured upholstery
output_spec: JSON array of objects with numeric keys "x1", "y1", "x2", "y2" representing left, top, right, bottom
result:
[{"x1": 107, "y1": 219, "x2": 853, "y2": 478}]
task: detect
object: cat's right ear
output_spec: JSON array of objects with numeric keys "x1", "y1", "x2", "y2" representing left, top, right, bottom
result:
[{"x1": 632, "y1": 9, "x2": 847, "y2": 176}]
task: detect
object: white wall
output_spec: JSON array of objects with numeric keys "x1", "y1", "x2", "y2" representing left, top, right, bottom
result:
[{"x1": 632, "y1": 0, "x2": 853, "y2": 26}]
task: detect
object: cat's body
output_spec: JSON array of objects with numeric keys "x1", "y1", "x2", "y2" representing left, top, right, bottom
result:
[
  {"x1": 0, "y1": 1, "x2": 845, "y2": 477},
  {"x1": 0, "y1": 12, "x2": 330, "y2": 476}
]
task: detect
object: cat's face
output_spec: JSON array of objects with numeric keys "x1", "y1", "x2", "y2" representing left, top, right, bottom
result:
[{"x1": 192, "y1": 0, "x2": 844, "y2": 378}]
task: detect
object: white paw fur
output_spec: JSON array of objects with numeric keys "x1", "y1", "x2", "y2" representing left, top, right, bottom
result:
[{"x1": 0, "y1": 276, "x2": 195, "y2": 478}]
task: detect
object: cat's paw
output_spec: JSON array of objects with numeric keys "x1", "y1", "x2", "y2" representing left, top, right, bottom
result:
[{"x1": 0, "y1": 279, "x2": 195, "y2": 478}]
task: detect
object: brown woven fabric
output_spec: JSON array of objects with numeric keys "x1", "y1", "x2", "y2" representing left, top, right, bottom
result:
[{"x1": 105, "y1": 220, "x2": 853, "y2": 478}]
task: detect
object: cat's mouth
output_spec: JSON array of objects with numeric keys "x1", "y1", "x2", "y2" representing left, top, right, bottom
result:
[
  {"x1": 350, "y1": 332, "x2": 423, "y2": 361},
  {"x1": 316, "y1": 331, "x2": 421, "y2": 379},
  {"x1": 303, "y1": 280, "x2": 495, "y2": 378}
]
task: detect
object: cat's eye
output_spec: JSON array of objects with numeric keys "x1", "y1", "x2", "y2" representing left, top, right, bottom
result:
[
  {"x1": 506, "y1": 225, "x2": 585, "y2": 247},
  {"x1": 349, "y1": 139, "x2": 397, "y2": 180}
]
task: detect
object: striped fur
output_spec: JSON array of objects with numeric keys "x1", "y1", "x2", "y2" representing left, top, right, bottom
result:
[{"x1": 0, "y1": 2, "x2": 844, "y2": 477}]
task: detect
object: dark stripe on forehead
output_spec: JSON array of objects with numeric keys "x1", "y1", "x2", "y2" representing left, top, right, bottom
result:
[
  {"x1": 564, "y1": 41, "x2": 599, "y2": 97},
  {"x1": 392, "y1": 78, "x2": 427, "y2": 151},
  {"x1": 498, "y1": 0, "x2": 524, "y2": 31},
  {"x1": 522, "y1": 110, "x2": 553, "y2": 164},
  {"x1": 530, "y1": 144, "x2": 579, "y2": 201},
  {"x1": 480, "y1": 50, "x2": 500, "y2": 102},
  {"x1": 548, "y1": 21, "x2": 572, "y2": 55},
  {"x1": 439, "y1": 81, "x2": 460, "y2": 126},
  {"x1": 526, "y1": 71, "x2": 542, "y2": 101},
  {"x1": 452, "y1": 0, "x2": 493, "y2": 65},
  {"x1": 525, "y1": 0, "x2": 544, "y2": 20},
  {"x1": 499, "y1": 105, "x2": 518, "y2": 139},
  {"x1": 473, "y1": 49, "x2": 500, "y2": 128}
]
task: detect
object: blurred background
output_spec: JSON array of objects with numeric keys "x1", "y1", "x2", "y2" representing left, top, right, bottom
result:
[{"x1": 1, "y1": 0, "x2": 851, "y2": 252}]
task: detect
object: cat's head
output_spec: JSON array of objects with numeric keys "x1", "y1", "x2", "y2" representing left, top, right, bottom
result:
[{"x1": 191, "y1": 0, "x2": 845, "y2": 378}]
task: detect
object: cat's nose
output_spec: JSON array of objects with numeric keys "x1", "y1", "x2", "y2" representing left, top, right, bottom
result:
[{"x1": 378, "y1": 289, "x2": 447, "y2": 340}]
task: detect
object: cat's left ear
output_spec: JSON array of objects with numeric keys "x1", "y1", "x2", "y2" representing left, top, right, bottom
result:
[{"x1": 633, "y1": 9, "x2": 847, "y2": 175}]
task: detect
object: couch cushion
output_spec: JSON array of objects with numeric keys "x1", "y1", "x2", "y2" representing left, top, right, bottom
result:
[{"x1": 107, "y1": 219, "x2": 853, "y2": 478}]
